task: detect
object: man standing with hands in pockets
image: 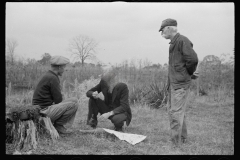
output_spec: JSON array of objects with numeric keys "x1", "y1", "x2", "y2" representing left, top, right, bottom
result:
[{"x1": 159, "y1": 18, "x2": 199, "y2": 146}]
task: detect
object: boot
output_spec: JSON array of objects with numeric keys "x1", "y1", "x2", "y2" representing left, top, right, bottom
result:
[
  {"x1": 54, "y1": 124, "x2": 72, "y2": 134},
  {"x1": 114, "y1": 126, "x2": 123, "y2": 132},
  {"x1": 181, "y1": 136, "x2": 187, "y2": 143},
  {"x1": 87, "y1": 117, "x2": 98, "y2": 129}
]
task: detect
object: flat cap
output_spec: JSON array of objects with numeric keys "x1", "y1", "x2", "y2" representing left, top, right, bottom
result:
[
  {"x1": 159, "y1": 18, "x2": 177, "y2": 32},
  {"x1": 50, "y1": 55, "x2": 70, "y2": 65}
]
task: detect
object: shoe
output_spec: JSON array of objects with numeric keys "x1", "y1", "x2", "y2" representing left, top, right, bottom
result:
[
  {"x1": 170, "y1": 138, "x2": 180, "y2": 147},
  {"x1": 114, "y1": 127, "x2": 123, "y2": 132},
  {"x1": 54, "y1": 124, "x2": 72, "y2": 134},
  {"x1": 87, "y1": 118, "x2": 98, "y2": 129},
  {"x1": 181, "y1": 135, "x2": 187, "y2": 143},
  {"x1": 181, "y1": 138, "x2": 187, "y2": 143}
]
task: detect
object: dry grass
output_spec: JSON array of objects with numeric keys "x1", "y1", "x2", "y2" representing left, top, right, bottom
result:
[
  {"x1": 6, "y1": 62, "x2": 103, "y2": 90},
  {"x1": 6, "y1": 78, "x2": 234, "y2": 155}
]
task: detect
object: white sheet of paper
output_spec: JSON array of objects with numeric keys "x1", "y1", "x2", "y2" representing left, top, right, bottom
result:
[{"x1": 102, "y1": 128, "x2": 147, "y2": 145}]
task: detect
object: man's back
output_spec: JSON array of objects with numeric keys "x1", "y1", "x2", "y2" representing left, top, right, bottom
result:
[
  {"x1": 32, "y1": 70, "x2": 62, "y2": 108},
  {"x1": 168, "y1": 33, "x2": 198, "y2": 90}
]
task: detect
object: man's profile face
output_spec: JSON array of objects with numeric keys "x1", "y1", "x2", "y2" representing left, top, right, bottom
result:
[
  {"x1": 161, "y1": 26, "x2": 170, "y2": 39},
  {"x1": 57, "y1": 65, "x2": 66, "y2": 76}
]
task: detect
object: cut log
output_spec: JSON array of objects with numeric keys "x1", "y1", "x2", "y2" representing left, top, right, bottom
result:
[
  {"x1": 77, "y1": 128, "x2": 119, "y2": 142},
  {"x1": 78, "y1": 128, "x2": 105, "y2": 134},
  {"x1": 6, "y1": 104, "x2": 59, "y2": 154}
]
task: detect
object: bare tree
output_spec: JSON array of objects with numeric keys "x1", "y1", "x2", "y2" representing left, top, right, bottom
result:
[
  {"x1": 68, "y1": 35, "x2": 98, "y2": 66},
  {"x1": 6, "y1": 38, "x2": 18, "y2": 65},
  {"x1": 143, "y1": 58, "x2": 152, "y2": 68}
]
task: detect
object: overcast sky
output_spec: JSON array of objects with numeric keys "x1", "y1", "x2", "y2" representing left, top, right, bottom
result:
[{"x1": 6, "y1": 2, "x2": 234, "y2": 66}]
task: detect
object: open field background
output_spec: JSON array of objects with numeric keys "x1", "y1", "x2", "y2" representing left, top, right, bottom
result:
[
  {"x1": 6, "y1": 77, "x2": 234, "y2": 155},
  {"x1": 5, "y1": 54, "x2": 234, "y2": 155}
]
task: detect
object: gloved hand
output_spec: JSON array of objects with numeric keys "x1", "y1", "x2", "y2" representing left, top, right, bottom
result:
[
  {"x1": 40, "y1": 108, "x2": 48, "y2": 117},
  {"x1": 98, "y1": 111, "x2": 114, "y2": 121}
]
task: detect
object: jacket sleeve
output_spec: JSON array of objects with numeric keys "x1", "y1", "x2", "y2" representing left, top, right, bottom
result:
[
  {"x1": 86, "y1": 83, "x2": 102, "y2": 98},
  {"x1": 166, "y1": 74, "x2": 170, "y2": 91},
  {"x1": 112, "y1": 84, "x2": 130, "y2": 115},
  {"x1": 50, "y1": 78, "x2": 62, "y2": 104},
  {"x1": 181, "y1": 39, "x2": 198, "y2": 75}
]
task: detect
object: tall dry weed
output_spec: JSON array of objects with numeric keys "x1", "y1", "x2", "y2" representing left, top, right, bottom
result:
[{"x1": 60, "y1": 76, "x2": 100, "y2": 105}]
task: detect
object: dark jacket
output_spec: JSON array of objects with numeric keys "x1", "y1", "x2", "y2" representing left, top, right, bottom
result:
[
  {"x1": 32, "y1": 70, "x2": 62, "y2": 109},
  {"x1": 86, "y1": 80, "x2": 132, "y2": 126},
  {"x1": 168, "y1": 33, "x2": 198, "y2": 90}
]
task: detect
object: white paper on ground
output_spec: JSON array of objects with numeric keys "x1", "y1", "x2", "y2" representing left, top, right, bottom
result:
[{"x1": 102, "y1": 128, "x2": 147, "y2": 145}]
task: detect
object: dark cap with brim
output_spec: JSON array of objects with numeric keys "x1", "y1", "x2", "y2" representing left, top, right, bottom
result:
[{"x1": 159, "y1": 18, "x2": 177, "y2": 32}]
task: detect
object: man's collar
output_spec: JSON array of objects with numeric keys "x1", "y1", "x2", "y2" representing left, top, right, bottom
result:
[
  {"x1": 169, "y1": 33, "x2": 180, "y2": 44},
  {"x1": 49, "y1": 70, "x2": 59, "y2": 77}
]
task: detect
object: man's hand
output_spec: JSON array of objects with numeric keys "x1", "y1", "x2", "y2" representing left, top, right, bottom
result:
[
  {"x1": 92, "y1": 91, "x2": 98, "y2": 99},
  {"x1": 97, "y1": 92, "x2": 105, "y2": 101},
  {"x1": 92, "y1": 91, "x2": 105, "y2": 100},
  {"x1": 191, "y1": 71, "x2": 199, "y2": 79},
  {"x1": 61, "y1": 93, "x2": 65, "y2": 100},
  {"x1": 98, "y1": 111, "x2": 114, "y2": 121}
]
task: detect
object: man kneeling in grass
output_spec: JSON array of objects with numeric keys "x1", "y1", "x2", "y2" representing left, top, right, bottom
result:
[
  {"x1": 86, "y1": 69, "x2": 132, "y2": 132},
  {"x1": 32, "y1": 55, "x2": 79, "y2": 134}
]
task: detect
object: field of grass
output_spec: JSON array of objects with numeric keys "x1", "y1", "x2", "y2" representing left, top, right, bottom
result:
[{"x1": 5, "y1": 77, "x2": 234, "y2": 155}]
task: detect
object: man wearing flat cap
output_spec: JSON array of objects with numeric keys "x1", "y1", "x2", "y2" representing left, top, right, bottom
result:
[
  {"x1": 32, "y1": 55, "x2": 79, "y2": 134},
  {"x1": 86, "y1": 69, "x2": 132, "y2": 132},
  {"x1": 159, "y1": 18, "x2": 199, "y2": 146}
]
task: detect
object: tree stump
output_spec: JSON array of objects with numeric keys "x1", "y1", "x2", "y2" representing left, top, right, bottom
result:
[{"x1": 6, "y1": 104, "x2": 59, "y2": 154}]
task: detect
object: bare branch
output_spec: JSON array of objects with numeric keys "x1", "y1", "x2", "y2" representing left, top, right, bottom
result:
[
  {"x1": 6, "y1": 38, "x2": 18, "y2": 64},
  {"x1": 68, "y1": 35, "x2": 98, "y2": 65}
]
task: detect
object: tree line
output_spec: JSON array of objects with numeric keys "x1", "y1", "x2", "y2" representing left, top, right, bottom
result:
[
  {"x1": 6, "y1": 35, "x2": 99, "y2": 67},
  {"x1": 6, "y1": 36, "x2": 234, "y2": 102}
]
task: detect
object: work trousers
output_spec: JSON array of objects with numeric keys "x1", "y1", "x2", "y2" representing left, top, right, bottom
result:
[
  {"x1": 87, "y1": 98, "x2": 127, "y2": 129},
  {"x1": 167, "y1": 86, "x2": 190, "y2": 145},
  {"x1": 41, "y1": 97, "x2": 79, "y2": 128}
]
